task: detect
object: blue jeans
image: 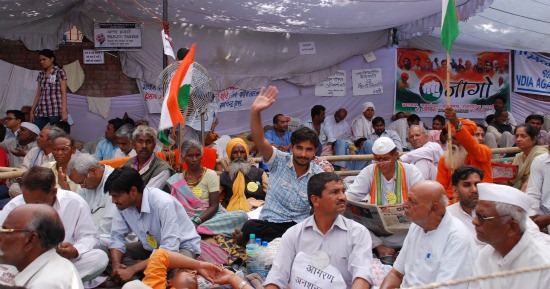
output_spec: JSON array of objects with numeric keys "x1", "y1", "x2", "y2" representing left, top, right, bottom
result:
[
  {"x1": 33, "y1": 115, "x2": 62, "y2": 130},
  {"x1": 333, "y1": 139, "x2": 374, "y2": 170}
]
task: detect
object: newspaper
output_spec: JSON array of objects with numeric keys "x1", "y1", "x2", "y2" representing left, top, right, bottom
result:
[{"x1": 344, "y1": 200, "x2": 410, "y2": 237}]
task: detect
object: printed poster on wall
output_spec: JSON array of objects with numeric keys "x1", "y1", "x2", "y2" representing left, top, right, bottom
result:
[
  {"x1": 315, "y1": 70, "x2": 346, "y2": 96},
  {"x1": 513, "y1": 51, "x2": 550, "y2": 97},
  {"x1": 395, "y1": 49, "x2": 510, "y2": 118},
  {"x1": 136, "y1": 80, "x2": 162, "y2": 113}
]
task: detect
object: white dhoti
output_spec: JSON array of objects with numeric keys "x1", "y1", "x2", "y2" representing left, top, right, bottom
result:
[{"x1": 73, "y1": 249, "x2": 109, "y2": 288}]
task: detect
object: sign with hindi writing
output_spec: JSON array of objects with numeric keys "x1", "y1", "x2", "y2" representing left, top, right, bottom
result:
[
  {"x1": 352, "y1": 68, "x2": 383, "y2": 95},
  {"x1": 136, "y1": 80, "x2": 162, "y2": 113},
  {"x1": 314, "y1": 70, "x2": 346, "y2": 97},
  {"x1": 299, "y1": 41, "x2": 316, "y2": 55},
  {"x1": 514, "y1": 51, "x2": 550, "y2": 97},
  {"x1": 395, "y1": 49, "x2": 510, "y2": 118},
  {"x1": 216, "y1": 87, "x2": 261, "y2": 112},
  {"x1": 82, "y1": 50, "x2": 104, "y2": 64},
  {"x1": 94, "y1": 22, "x2": 142, "y2": 51}
]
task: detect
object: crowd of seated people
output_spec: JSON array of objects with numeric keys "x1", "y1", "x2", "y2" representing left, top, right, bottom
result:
[{"x1": 0, "y1": 89, "x2": 549, "y2": 289}]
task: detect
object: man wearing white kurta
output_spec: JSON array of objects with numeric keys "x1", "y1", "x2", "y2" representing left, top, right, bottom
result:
[
  {"x1": 380, "y1": 181, "x2": 477, "y2": 289},
  {"x1": 400, "y1": 125, "x2": 443, "y2": 181},
  {"x1": 351, "y1": 102, "x2": 375, "y2": 139},
  {"x1": 473, "y1": 183, "x2": 550, "y2": 289},
  {"x1": 265, "y1": 172, "x2": 373, "y2": 289},
  {"x1": 68, "y1": 153, "x2": 116, "y2": 247},
  {"x1": 346, "y1": 137, "x2": 424, "y2": 258},
  {"x1": 1, "y1": 204, "x2": 84, "y2": 289},
  {"x1": 526, "y1": 152, "x2": 550, "y2": 232},
  {"x1": 0, "y1": 167, "x2": 108, "y2": 288}
]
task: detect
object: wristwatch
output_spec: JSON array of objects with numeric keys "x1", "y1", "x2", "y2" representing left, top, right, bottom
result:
[{"x1": 456, "y1": 121, "x2": 463, "y2": 132}]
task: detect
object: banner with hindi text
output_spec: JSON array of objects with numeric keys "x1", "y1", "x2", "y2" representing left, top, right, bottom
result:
[
  {"x1": 395, "y1": 49, "x2": 510, "y2": 118},
  {"x1": 513, "y1": 51, "x2": 550, "y2": 97}
]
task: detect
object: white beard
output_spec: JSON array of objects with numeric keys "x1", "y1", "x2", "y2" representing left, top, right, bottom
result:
[
  {"x1": 444, "y1": 144, "x2": 468, "y2": 170},
  {"x1": 228, "y1": 159, "x2": 252, "y2": 180}
]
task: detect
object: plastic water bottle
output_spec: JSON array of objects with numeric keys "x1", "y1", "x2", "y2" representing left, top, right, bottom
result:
[
  {"x1": 261, "y1": 241, "x2": 271, "y2": 274},
  {"x1": 246, "y1": 234, "x2": 260, "y2": 274},
  {"x1": 254, "y1": 238, "x2": 266, "y2": 276}
]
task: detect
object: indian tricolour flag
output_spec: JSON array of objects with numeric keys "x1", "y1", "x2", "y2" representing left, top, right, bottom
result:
[
  {"x1": 440, "y1": 0, "x2": 459, "y2": 52},
  {"x1": 159, "y1": 43, "x2": 196, "y2": 131}
]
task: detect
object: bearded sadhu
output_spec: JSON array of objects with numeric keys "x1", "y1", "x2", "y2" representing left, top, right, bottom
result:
[{"x1": 436, "y1": 106, "x2": 493, "y2": 202}]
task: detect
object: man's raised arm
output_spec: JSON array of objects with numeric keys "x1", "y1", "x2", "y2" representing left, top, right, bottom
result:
[{"x1": 250, "y1": 86, "x2": 279, "y2": 162}]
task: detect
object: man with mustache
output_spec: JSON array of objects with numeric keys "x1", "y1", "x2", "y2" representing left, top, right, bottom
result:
[
  {"x1": 233, "y1": 86, "x2": 323, "y2": 247},
  {"x1": 265, "y1": 114, "x2": 292, "y2": 152},
  {"x1": 346, "y1": 137, "x2": 424, "y2": 259},
  {"x1": 436, "y1": 106, "x2": 493, "y2": 201},
  {"x1": 400, "y1": 125, "x2": 443, "y2": 181},
  {"x1": 380, "y1": 181, "x2": 477, "y2": 289},
  {"x1": 265, "y1": 172, "x2": 373, "y2": 289},
  {"x1": 122, "y1": 125, "x2": 174, "y2": 191},
  {"x1": 219, "y1": 138, "x2": 267, "y2": 209}
]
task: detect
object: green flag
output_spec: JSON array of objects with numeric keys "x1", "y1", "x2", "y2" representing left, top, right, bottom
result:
[{"x1": 441, "y1": 0, "x2": 459, "y2": 52}]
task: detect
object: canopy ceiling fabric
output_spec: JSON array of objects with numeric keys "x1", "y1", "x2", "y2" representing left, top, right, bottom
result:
[{"x1": 0, "y1": 0, "x2": 548, "y2": 89}]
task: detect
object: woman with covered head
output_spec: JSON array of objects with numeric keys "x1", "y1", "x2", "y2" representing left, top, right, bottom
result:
[
  {"x1": 167, "y1": 139, "x2": 247, "y2": 237},
  {"x1": 508, "y1": 124, "x2": 548, "y2": 191},
  {"x1": 219, "y1": 138, "x2": 268, "y2": 211}
]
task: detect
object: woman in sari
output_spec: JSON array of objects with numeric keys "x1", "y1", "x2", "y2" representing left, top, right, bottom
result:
[
  {"x1": 510, "y1": 124, "x2": 548, "y2": 191},
  {"x1": 167, "y1": 140, "x2": 247, "y2": 237}
]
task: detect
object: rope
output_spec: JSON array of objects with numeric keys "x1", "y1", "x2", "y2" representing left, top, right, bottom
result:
[{"x1": 401, "y1": 263, "x2": 550, "y2": 289}]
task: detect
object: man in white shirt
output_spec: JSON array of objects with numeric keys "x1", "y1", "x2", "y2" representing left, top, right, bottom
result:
[
  {"x1": 400, "y1": 125, "x2": 443, "y2": 180},
  {"x1": 346, "y1": 137, "x2": 424, "y2": 258},
  {"x1": 526, "y1": 151, "x2": 550, "y2": 231},
  {"x1": 351, "y1": 102, "x2": 375, "y2": 139},
  {"x1": 473, "y1": 183, "x2": 550, "y2": 289},
  {"x1": 325, "y1": 108, "x2": 352, "y2": 141},
  {"x1": 0, "y1": 204, "x2": 84, "y2": 289},
  {"x1": 327, "y1": 108, "x2": 370, "y2": 170},
  {"x1": 484, "y1": 95, "x2": 517, "y2": 126},
  {"x1": 265, "y1": 172, "x2": 373, "y2": 289},
  {"x1": 0, "y1": 167, "x2": 108, "y2": 287},
  {"x1": 303, "y1": 105, "x2": 335, "y2": 156},
  {"x1": 1, "y1": 122, "x2": 38, "y2": 168},
  {"x1": 113, "y1": 124, "x2": 136, "y2": 158},
  {"x1": 380, "y1": 181, "x2": 477, "y2": 289},
  {"x1": 21, "y1": 126, "x2": 56, "y2": 169},
  {"x1": 68, "y1": 153, "x2": 116, "y2": 247},
  {"x1": 367, "y1": 117, "x2": 403, "y2": 152},
  {"x1": 387, "y1": 114, "x2": 420, "y2": 150}
]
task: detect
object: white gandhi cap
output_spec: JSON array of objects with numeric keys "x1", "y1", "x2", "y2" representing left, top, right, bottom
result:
[
  {"x1": 372, "y1": 137, "x2": 396, "y2": 155},
  {"x1": 477, "y1": 183, "x2": 534, "y2": 212}
]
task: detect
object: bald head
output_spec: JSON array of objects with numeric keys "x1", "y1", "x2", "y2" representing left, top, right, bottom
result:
[
  {"x1": 8, "y1": 204, "x2": 65, "y2": 249},
  {"x1": 405, "y1": 181, "x2": 448, "y2": 230}
]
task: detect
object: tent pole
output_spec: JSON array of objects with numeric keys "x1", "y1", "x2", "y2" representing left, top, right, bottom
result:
[
  {"x1": 162, "y1": 0, "x2": 168, "y2": 69},
  {"x1": 201, "y1": 113, "x2": 205, "y2": 147}
]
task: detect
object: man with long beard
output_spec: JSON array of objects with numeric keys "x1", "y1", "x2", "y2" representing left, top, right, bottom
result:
[
  {"x1": 219, "y1": 138, "x2": 267, "y2": 209},
  {"x1": 436, "y1": 106, "x2": 492, "y2": 202}
]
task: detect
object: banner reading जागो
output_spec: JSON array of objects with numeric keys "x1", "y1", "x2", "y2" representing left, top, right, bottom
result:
[
  {"x1": 395, "y1": 49, "x2": 510, "y2": 118},
  {"x1": 513, "y1": 51, "x2": 550, "y2": 97}
]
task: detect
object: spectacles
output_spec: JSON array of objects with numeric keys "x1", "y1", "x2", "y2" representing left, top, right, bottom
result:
[
  {"x1": 473, "y1": 211, "x2": 510, "y2": 225},
  {"x1": 77, "y1": 173, "x2": 89, "y2": 186},
  {"x1": 0, "y1": 227, "x2": 31, "y2": 234},
  {"x1": 4, "y1": 117, "x2": 16, "y2": 121}
]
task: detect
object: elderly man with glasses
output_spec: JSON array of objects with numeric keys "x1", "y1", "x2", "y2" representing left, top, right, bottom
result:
[
  {"x1": 473, "y1": 183, "x2": 550, "y2": 289},
  {"x1": 0, "y1": 203, "x2": 84, "y2": 288},
  {"x1": 346, "y1": 137, "x2": 424, "y2": 260},
  {"x1": 68, "y1": 153, "x2": 116, "y2": 247}
]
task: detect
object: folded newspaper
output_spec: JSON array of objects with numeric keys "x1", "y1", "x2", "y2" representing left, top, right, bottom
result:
[{"x1": 344, "y1": 200, "x2": 411, "y2": 237}]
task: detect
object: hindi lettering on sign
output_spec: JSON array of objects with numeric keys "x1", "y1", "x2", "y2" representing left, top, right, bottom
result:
[
  {"x1": 315, "y1": 70, "x2": 346, "y2": 97},
  {"x1": 352, "y1": 68, "x2": 383, "y2": 96},
  {"x1": 216, "y1": 87, "x2": 260, "y2": 112}
]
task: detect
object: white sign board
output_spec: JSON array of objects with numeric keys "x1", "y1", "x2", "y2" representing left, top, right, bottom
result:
[
  {"x1": 83, "y1": 50, "x2": 104, "y2": 64},
  {"x1": 315, "y1": 70, "x2": 346, "y2": 97},
  {"x1": 514, "y1": 51, "x2": 550, "y2": 97},
  {"x1": 352, "y1": 68, "x2": 383, "y2": 95},
  {"x1": 299, "y1": 41, "x2": 316, "y2": 55},
  {"x1": 216, "y1": 87, "x2": 261, "y2": 112},
  {"x1": 136, "y1": 80, "x2": 162, "y2": 114},
  {"x1": 94, "y1": 22, "x2": 142, "y2": 51}
]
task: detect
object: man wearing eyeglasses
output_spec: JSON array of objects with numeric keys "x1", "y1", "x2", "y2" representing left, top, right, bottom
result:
[
  {"x1": 2, "y1": 110, "x2": 25, "y2": 141},
  {"x1": 380, "y1": 181, "x2": 477, "y2": 289},
  {"x1": 0, "y1": 166, "x2": 109, "y2": 287},
  {"x1": 0, "y1": 204, "x2": 84, "y2": 288},
  {"x1": 43, "y1": 133, "x2": 79, "y2": 192},
  {"x1": 346, "y1": 137, "x2": 424, "y2": 260},
  {"x1": 68, "y1": 153, "x2": 115, "y2": 247},
  {"x1": 473, "y1": 183, "x2": 550, "y2": 289}
]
